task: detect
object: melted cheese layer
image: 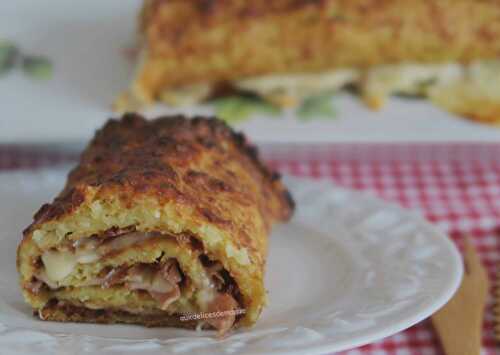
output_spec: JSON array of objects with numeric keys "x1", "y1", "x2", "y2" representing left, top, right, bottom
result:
[
  {"x1": 120, "y1": 60, "x2": 500, "y2": 124},
  {"x1": 38, "y1": 232, "x2": 223, "y2": 315}
]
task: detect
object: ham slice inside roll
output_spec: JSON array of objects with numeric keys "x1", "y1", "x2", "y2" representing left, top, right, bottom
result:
[{"x1": 30, "y1": 230, "x2": 243, "y2": 335}]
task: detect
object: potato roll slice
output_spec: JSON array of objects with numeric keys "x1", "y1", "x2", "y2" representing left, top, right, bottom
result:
[{"x1": 17, "y1": 113, "x2": 294, "y2": 335}]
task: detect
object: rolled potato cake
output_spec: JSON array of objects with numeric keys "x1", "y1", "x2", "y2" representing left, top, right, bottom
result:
[
  {"x1": 115, "y1": 0, "x2": 500, "y2": 124},
  {"x1": 17, "y1": 113, "x2": 294, "y2": 335}
]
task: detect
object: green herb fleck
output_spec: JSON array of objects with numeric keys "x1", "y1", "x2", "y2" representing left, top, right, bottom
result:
[
  {"x1": 22, "y1": 55, "x2": 53, "y2": 80},
  {"x1": 298, "y1": 93, "x2": 337, "y2": 121},
  {"x1": 212, "y1": 96, "x2": 280, "y2": 124},
  {"x1": 0, "y1": 40, "x2": 19, "y2": 75}
]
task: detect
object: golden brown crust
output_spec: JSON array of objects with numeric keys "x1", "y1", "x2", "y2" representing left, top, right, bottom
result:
[
  {"x1": 135, "y1": 0, "x2": 500, "y2": 99},
  {"x1": 23, "y1": 113, "x2": 293, "y2": 242}
]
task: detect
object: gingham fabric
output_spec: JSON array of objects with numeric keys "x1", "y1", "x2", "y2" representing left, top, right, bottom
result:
[{"x1": 2, "y1": 144, "x2": 499, "y2": 355}]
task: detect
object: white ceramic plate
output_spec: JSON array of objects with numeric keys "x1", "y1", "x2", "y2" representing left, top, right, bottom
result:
[
  {"x1": 0, "y1": 0, "x2": 499, "y2": 143},
  {"x1": 0, "y1": 168, "x2": 462, "y2": 355}
]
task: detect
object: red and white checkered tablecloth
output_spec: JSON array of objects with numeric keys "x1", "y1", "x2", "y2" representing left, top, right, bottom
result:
[{"x1": 1, "y1": 144, "x2": 499, "y2": 355}]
